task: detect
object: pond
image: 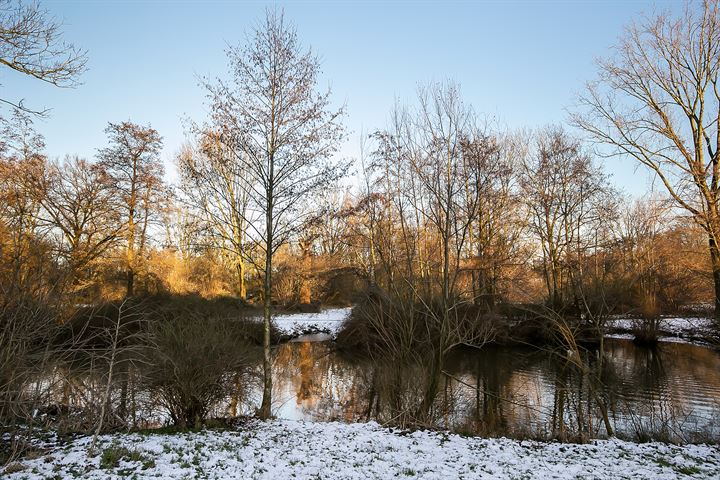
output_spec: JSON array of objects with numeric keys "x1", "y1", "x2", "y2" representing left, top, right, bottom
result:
[
  {"x1": 266, "y1": 337, "x2": 720, "y2": 442},
  {"x1": 27, "y1": 310, "x2": 720, "y2": 443}
]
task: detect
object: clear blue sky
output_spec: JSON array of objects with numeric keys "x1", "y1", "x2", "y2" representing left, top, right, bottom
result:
[{"x1": 2, "y1": 0, "x2": 682, "y2": 194}]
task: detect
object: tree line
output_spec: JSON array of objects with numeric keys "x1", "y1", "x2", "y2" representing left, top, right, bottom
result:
[{"x1": 1, "y1": 0, "x2": 719, "y2": 434}]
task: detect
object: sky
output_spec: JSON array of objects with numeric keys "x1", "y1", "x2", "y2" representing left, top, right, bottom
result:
[{"x1": 2, "y1": 0, "x2": 684, "y2": 195}]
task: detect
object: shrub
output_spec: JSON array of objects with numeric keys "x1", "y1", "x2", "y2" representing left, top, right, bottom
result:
[
  {"x1": 143, "y1": 307, "x2": 261, "y2": 428},
  {"x1": 338, "y1": 289, "x2": 496, "y2": 351},
  {"x1": 0, "y1": 295, "x2": 60, "y2": 423}
]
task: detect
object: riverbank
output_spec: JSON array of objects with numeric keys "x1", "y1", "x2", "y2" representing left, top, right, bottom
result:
[
  {"x1": 606, "y1": 316, "x2": 717, "y2": 346},
  {"x1": 273, "y1": 307, "x2": 351, "y2": 338},
  {"x1": 274, "y1": 307, "x2": 718, "y2": 349},
  {"x1": 4, "y1": 419, "x2": 719, "y2": 479}
]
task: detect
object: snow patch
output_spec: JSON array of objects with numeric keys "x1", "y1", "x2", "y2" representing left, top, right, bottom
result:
[
  {"x1": 5, "y1": 420, "x2": 720, "y2": 479},
  {"x1": 272, "y1": 307, "x2": 351, "y2": 338},
  {"x1": 607, "y1": 316, "x2": 716, "y2": 343}
]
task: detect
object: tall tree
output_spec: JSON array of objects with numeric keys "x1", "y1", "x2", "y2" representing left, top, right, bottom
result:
[
  {"x1": 368, "y1": 83, "x2": 499, "y2": 416},
  {"x1": 178, "y1": 128, "x2": 252, "y2": 300},
  {"x1": 98, "y1": 121, "x2": 164, "y2": 297},
  {"x1": 574, "y1": 0, "x2": 720, "y2": 322},
  {"x1": 461, "y1": 131, "x2": 520, "y2": 308},
  {"x1": 0, "y1": 110, "x2": 47, "y2": 295},
  {"x1": 520, "y1": 127, "x2": 612, "y2": 312},
  {"x1": 614, "y1": 196, "x2": 670, "y2": 317},
  {"x1": 203, "y1": 9, "x2": 346, "y2": 418},
  {"x1": 39, "y1": 156, "x2": 121, "y2": 297},
  {"x1": 0, "y1": 0, "x2": 86, "y2": 115},
  {"x1": 406, "y1": 82, "x2": 481, "y2": 414}
]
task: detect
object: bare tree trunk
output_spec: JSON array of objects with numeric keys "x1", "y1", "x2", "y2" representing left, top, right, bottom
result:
[
  {"x1": 239, "y1": 258, "x2": 246, "y2": 300},
  {"x1": 126, "y1": 269, "x2": 134, "y2": 297},
  {"x1": 126, "y1": 216, "x2": 135, "y2": 297},
  {"x1": 259, "y1": 203, "x2": 273, "y2": 419},
  {"x1": 195, "y1": 9, "x2": 345, "y2": 420},
  {"x1": 298, "y1": 238, "x2": 312, "y2": 304},
  {"x1": 709, "y1": 233, "x2": 720, "y2": 324}
]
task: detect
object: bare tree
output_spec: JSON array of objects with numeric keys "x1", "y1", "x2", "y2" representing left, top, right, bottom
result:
[
  {"x1": 98, "y1": 121, "x2": 164, "y2": 297},
  {"x1": 202, "y1": 9, "x2": 346, "y2": 418},
  {"x1": 178, "y1": 129, "x2": 252, "y2": 300},
  {"x1": 362, "y1": 83, "x2": 501, "y2": 417},
  {"x1": 90, "y1": 298, "x2": 128, "y2": 453},
  {"x1": 344, "y1": 193, "x2": 390, "y2": 288},
  {"x1": 520, "y1": 126, "x2": 613, "y2": 313},
  {"x1": 0, "y1": 110, "x2": 47, "y2": 296},
  {"x1": 39, "y1": 156, "x2": 121, "y2": 297},
  {"x1": 410, "y1": 82, "x2": 475, "y2": 307},
  {"x1": 461, "y1": 131, "x2": 522, "y2": 308},
  {"x1": 0, "y1": 0, "x2": 87, "y2": 115},
  {"x1": 574, "y1": 0, "x2": 720, "y2": 322},
  {"x1": 348, "y1": 134, "x2": 383, "y2": 286}
]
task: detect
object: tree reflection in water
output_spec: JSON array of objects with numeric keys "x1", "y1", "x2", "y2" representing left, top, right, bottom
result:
[{"x1": 269, "y1": 338, "x2": 720, "y2": 442}]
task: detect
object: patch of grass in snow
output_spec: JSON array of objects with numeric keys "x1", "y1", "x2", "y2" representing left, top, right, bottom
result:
[
  {"x1": 134, "y1": 418, "x2": 243, "y2": 437},
  {"x1": 99, "y1": 444, "x2": 152, "y2": 470},
  {"x1": 65, "y1": 464, "x2": 88, "y2": 477},
  {"x1": 675, "y1": 464, "x2": 701, "y2": 475},
  {"x1": 682, "y1": 451, "x2": 713, "y2": 465},
  {"x1": 218, "y1": 440, "x2": 235, "y2": 452},
  {"x1": 654, "y1": 456, "x2": 704, "y2": 476}
]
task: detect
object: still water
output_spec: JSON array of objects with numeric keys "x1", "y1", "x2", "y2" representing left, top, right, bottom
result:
[{"x1": 267, "y1": 338, "x2": 720, "y2": 441}]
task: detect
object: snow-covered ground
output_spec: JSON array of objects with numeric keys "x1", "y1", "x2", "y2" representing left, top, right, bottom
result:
[
  {"x1": 269, "y1": 309, "x2": 717, "y2": 344},
  {"x1": 607, "y1": 316, "x2": 716, "y2": 343},
  {"x1": 4, "y1": 420, "x2": 719, "y2": 479},
  {"x1": 268, "y1": 308, "x2": 718, "y2": 344},
  {"x1": 272, "y1": 307, "x2": 351, "y2": 338}
]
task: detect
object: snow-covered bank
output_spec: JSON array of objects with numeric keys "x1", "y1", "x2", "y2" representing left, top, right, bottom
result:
[
  {"x1": 272, "y1": 307, "x2": 351, "y2": 338},
  {"x1": 607, "y1": 316, "x2": 716, "y2": 344},
  {"x1": 5, "y1": 420, "x2": 720, "y2": 479},
  {"x1": 268, "y1": 308, "x2": 719, "y2": 345}
]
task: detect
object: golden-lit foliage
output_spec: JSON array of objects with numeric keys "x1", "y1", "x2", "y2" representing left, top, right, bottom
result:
[
  {"x1": 146, "y1": 249, "x2": 236, "y2": 299},
  {"x1": 0, "y1": 113, "x2": 715, "y2": 317},
  {"x1": 0, "y1": 2, "x2": 716, "y2": 320}
]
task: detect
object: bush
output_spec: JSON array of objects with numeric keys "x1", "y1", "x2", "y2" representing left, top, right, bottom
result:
[
  {"x1": 143, "y1": 306, "x2": 261, "y2": 428},
  {"x1": 336, "y1": 289, "x2": 496, "y2": 357},
  {"x1": 632, "y1": 317, "x2": 662, "y2": 346},
  {"x1": 0, "y1": 295, "x2": 60, "y2": 423}
]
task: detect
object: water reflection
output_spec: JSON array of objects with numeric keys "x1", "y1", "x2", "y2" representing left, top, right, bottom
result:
[
  {"x1": 28, "y1": 337, "x2": 720, "y2": 441},
  {"x1": 269, "y1": 339, "x2": 720, "y2": 442}
]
